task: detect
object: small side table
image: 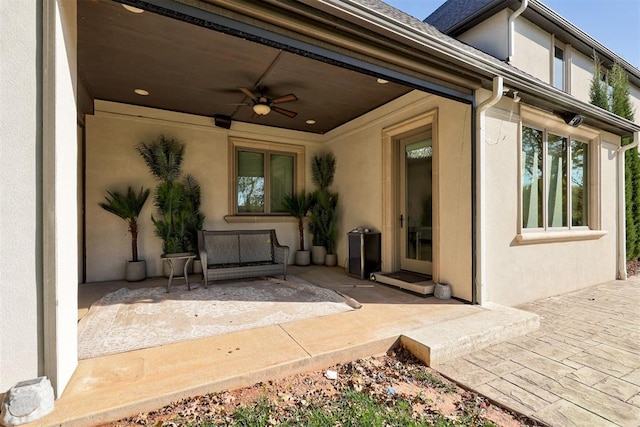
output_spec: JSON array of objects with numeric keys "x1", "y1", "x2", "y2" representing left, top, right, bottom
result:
[{"x1": 162, "y1": 253, "x2": 196, "y2": 293}]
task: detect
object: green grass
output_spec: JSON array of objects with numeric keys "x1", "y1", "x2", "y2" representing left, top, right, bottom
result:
[
  {"x1": 179, "y1": 387, "x2": 498, "y2": 427},
  {"x1": 411, "y1": 369, "x2": 458, "y2": 394}
]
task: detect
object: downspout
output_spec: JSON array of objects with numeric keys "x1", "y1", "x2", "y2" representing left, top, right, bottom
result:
[
  {"x1": 508, "y1": 0, "x2": 529, "y2": 62},
  {"x1": 474, "y1": 76, "x2": 503, "y2": 304},
  {"x1": 617, "y1": 131, "x2": 640, "y2": 280}
]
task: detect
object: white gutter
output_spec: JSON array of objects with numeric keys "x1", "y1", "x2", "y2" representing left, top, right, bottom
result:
[
  {"x1": 617, "y1": 131, "x2": 640, "y2": 280},
  {"x1": 508, "y1": 0, "x2": 528, "y2": 62},
  {"x1": 475, "y1": 76, "x2": 503, "y2": 304}
]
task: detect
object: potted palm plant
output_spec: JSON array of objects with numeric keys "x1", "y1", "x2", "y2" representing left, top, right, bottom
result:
[
  {"x1": 136, "y1": 135, "x2": 205, "y2": 277},
  {"x1": 325, "y1": 193, "x2": 339, "y2": 267},
  {"x1": 309, "y1": 152, "x2": 337, "y2": 264},
  {"x1": 283, "y1": 190, "x2": 313, "y2": 265},
  {"x1": 183, "y1": 174, "x2": 205, "y2": 274},
  {"x1": 99, "y1": 185, "x2": 150, "y2": 281}
]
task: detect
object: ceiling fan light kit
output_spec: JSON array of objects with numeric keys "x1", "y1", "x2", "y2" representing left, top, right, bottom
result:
[
  {"x1": 253, "y1": 103, "x2": 271, "y2": 116},
  {"x1": 236, "y1": 86, "x2": 298, "y2": 118}
]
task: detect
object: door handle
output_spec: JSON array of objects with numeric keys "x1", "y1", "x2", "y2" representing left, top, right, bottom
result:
[{"x1": 399, "y1": 214, "x2": 404, "y2": 228}]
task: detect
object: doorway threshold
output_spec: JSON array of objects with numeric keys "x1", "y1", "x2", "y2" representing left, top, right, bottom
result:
[{"x1": 371, "y1": 271, "x2": 434, "y2": 295}]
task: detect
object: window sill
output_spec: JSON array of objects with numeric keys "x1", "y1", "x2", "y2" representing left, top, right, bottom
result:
[
  {"x1": 516, "y1": 229, "x2": 607, "y2": 245},
  {"x1": 224, "y1": 215, "x2": 297, "y2": 224}
]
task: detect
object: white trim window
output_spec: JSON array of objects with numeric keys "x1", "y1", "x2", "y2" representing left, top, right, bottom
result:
[{"x1": 521, "y1": 125, "x2": 589, "y2": 230}]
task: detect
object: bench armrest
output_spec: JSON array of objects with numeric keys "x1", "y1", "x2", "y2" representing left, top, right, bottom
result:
[
  {"x1": 197, "y1": 231, "x2": 207, "y2": 284},
  {"x1": 273, "y1": 244, "x2": 289, "y2": 265}
]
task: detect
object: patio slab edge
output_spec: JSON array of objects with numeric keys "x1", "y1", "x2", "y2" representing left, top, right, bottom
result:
[
  {"x1": 400, "y1": 302, "x2": 540, "y2": 367},
  {"x1": 39, "y1": 336, "x2": 402, "y2": 427}
]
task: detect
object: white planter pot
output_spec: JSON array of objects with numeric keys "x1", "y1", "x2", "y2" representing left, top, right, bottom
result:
[
  {"x1": 325, "y1": 253, "x2": 337, "y2": 267},
  {"x1": 125, "y1": 260, "x2": 147, "y2": 282},
  {"x1": 295, "y1": 250, "x2": 311, "y2": 266},
  {"x1": 311, "y1": 245, "x2": 326, "y2": 265}
]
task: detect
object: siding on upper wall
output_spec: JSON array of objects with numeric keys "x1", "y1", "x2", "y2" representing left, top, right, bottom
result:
[
  {"x1": 571, "y1": 49, "x2": 594, "y2": 104},
  {"x1": 511, "y1": 18, "x2": 551, "y2": 84},
  {"x1": 457, "y1": 10, "x2": 640, "y2": 119},
  {"x1": 459, "y1": 9, "x2": 510, "y2": 60}
]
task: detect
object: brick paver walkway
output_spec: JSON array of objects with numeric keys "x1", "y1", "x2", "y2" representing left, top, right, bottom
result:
[{"x1": 437, "y1": 278, "x2": 640, "y2": 426}]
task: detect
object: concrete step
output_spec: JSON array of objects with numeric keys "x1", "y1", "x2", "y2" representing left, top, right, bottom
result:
[{"x1": 400, "y1": 303, "x2": 540, "y2": 367}]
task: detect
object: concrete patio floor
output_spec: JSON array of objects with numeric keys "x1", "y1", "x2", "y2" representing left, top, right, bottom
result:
[
  {"x1": 30, "y1": 266, "x2": 538, "y2": 426},
  {"x1": 437, "y1": 277, "x2": 640, "y2": 427}
]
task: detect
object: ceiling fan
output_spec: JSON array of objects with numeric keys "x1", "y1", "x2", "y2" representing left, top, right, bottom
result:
[{"x1": 235, "y1": 86, "x2": 298, "y2": 118}]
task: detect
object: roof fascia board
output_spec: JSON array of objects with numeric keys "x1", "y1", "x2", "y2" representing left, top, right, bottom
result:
[
  {"x1": 313, "y1": 0, "x2": 640, "y2": 135},
  {"x1": 123, "y1": 0, "x2": 639, "y2": 135}
]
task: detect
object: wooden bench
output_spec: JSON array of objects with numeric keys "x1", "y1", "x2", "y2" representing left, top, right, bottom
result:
[{"x1": 198, "y1": 229, "x2": 289, "y2": 288}]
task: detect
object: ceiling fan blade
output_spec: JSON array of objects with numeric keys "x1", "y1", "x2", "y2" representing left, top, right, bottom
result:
[
  {"x1": 272, "y1": 106, "x2": 298, "y2": 118},
  {"x1": 228, "y1": 103, "x2": 252, "y2": 106},
  {"x1": 271, "y1": 93, "x2": 297, "y2": 104},
  {"x1": 238, "y1": 87, "x2": 255, "y2": 99}
]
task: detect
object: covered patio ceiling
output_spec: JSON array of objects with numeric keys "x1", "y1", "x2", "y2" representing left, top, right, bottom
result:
[{"x1": 77, "y1": 0, "x2": 415, "y2": 134}]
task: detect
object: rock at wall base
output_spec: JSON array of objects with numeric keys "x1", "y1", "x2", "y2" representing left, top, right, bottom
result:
[
  {"x1": 434, "y1": 283, "x2": 451, "y2": 300},
  {"x1": 1, "y1": 377, "x2": 54, "y2": 426}
]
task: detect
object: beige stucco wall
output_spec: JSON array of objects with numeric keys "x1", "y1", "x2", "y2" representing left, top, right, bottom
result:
[
  {"x1": 482, "y1": 98, "x2": 620, "y2": 306},
  {"x1": 0, "y1": 0, "x2": 78, "y2": 396},
  {"x1": 85, "y1": 102, "x2": 323, "y2": 281},
  {"x1": 326, "y1": 91, "x2": 473, "y2": 301},
  {"x1": 49, "y1": 0, "x2": 80, "y2": 396},
  {"x1": 459, "y1": 9, "x2": 510, "y2": 60},
  {"x1": 571, "y1": 49, "x2": 594, "y2": 104},
  {"x1": 0, "y1": 1, "x2": 41, "y2": 392},
  {"x1": 85, "y1": 91, "x2": 474, "y2": 300},
  {"x1": 511, "y1": 18, "x2": 551, "y2": 84}
]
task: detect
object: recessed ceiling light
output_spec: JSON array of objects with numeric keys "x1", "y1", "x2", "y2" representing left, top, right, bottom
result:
[
  {"x1": 377, "y1": 78, "x2": 389, "y2": 84},
  {"x1": 122, "y1": 4, "x2": 144, "y2": 13},
  {"x1": 134, "y1": 89, "x2": 149, "y2": 96},
  {"x1": 305, "y1": 119, "x2": 316, "y2": 125}
]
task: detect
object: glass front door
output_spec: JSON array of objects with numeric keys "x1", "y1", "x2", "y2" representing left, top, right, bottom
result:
[{"x1": 399, "y1": 131, "x2": 433, "y2": 275}]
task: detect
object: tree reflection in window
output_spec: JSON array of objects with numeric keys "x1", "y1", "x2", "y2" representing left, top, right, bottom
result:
[
  {"x1": 522, "y1": 126, "x2": 543, "y2": 228},
  {"x1": 237, "y1": 151, "x2": 265, "y2": 213},
  {"x1": 547, "y1": 133, "x2": 567, "y2": 228},
  {"x1": 571, "y1": 140, "x2": 588, "y2": 226},
  {"x1": 522, "y1": 125, "x2": 589, "y2": 230}
]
